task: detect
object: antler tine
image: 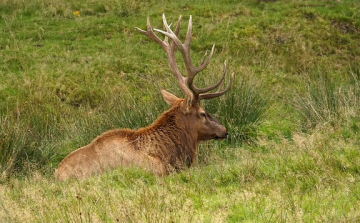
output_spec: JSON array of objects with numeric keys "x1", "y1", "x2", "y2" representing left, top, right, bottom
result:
[
  {"x1": 169, "y1": 15, "x2": 181, "y2": 49},
  {"x1": 174, "y1": 16, "x2": 181, "y2": 36},
  {"x1": 135, "y1": 16, "x2": 167, "y2": 49},
  {"x1": 195, "y1": 44, "x2": 215, "y2": 73},
  {"x1": 195, "y1": 60, "x2": 227, "y2": 94},
  {"x1": 184, "y1": 15, "x2": 192, "y2": 48},
  {"x1": 199, "y1": 72, "x2": 235, "y2": 100}
]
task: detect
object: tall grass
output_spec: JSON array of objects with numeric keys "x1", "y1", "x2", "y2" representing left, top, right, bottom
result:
[
  {"x1": 207, "y1": 76, "x2": 268, "y2": 143},
  {"x1": 0, "y1": 105, "x2": 63, "y2": 179},
  {"x1": 293, "y1": 65, "x2": 360, "y2": 129}
]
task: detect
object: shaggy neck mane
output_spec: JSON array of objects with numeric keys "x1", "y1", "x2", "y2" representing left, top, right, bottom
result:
[
  {"x1": 134, "y1": 102, "x2": 198, "y2": 172},
  {"x1": 137, "y1": 101, "x2": 189, "y2": 134}
]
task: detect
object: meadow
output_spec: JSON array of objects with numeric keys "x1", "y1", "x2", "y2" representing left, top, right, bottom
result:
[{"x1": 1, "y1": 0, "x2": 360, "y2": 222}]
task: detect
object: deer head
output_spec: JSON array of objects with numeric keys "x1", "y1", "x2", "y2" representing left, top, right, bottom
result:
[{"x1": 136, "y1": 14, "x2": 234, "y2": 142}]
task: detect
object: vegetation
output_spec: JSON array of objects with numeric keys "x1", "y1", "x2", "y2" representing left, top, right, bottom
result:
[{"x1": 1, "y1": 0, "x2": 359, "y2": 221}]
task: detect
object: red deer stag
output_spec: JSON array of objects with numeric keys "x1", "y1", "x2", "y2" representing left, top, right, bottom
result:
[{"x1": 54, "y1": 14, "x2": 234, "y2": 181}]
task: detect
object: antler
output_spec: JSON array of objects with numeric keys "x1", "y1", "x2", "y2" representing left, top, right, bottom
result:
[{"x1": 135, "y1": 14, "x2": 234, "y2": 104}]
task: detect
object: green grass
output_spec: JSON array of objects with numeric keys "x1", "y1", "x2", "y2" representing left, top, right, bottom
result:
[{"x1": 1, "y1": 0, "x2": 360, "y2": 221}]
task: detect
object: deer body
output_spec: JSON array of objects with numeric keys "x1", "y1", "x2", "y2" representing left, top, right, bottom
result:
[{"x1": 55, "y1": 14, "x2": 233, "y2": 181}]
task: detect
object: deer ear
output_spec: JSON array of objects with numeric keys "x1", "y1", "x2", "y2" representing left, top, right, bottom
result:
[{"x1": 161, "y1": 89, "x2": 180, "y2": 106}]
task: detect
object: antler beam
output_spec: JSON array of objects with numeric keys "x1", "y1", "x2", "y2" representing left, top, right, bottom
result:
[{"x1": 136, "y1": 14, "x2": 234, "y2": 104}]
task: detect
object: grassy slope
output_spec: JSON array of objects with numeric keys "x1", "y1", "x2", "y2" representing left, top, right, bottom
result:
[{"x1": 1, "y1": 0, "x2": 360, "y2": 222}]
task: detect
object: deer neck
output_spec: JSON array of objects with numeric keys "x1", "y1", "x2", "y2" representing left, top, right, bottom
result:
[
  {"x1": 136, "y1": 108, "x2": 198, "y2": 171},
  {"x1": 148, "y1": 108, "x2": 197, "y2": 144}
]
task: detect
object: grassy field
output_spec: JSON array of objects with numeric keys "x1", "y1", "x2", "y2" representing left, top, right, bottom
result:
[{"x1": 1, "y1": 0, "x2": 360, "y2": 222}]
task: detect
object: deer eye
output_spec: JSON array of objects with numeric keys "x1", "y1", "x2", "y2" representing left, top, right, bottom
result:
[{"x1": 200, "y1": 112, "x2": 206, "y2": 118}]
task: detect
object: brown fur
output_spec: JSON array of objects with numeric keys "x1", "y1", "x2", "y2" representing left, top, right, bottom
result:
[{"x1": 54, "y1": 95, "x2": 227, "y2": 181}]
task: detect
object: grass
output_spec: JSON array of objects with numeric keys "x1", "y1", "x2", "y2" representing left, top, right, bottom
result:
[
  {"x1": 292, "y1": 65, "x2": 360, "y2": 130},
  {"x1": 1, "y1": 133, "x2": 360, "y2": 222},
  {"x1": 1, "y1": 0, "x2": 360, "y2": 221}
]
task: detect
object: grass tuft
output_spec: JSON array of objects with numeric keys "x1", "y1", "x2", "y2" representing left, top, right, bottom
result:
[{"x1": 293, "y1": 66, "x2": 360, "y2": 129}]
